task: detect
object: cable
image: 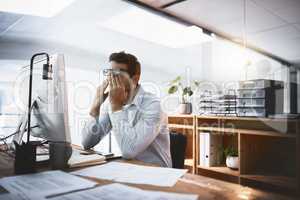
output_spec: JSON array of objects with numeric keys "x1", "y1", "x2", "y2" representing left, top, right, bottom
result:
[
  {"x1": 0, "y1": 125, "x2": 40, "y2": 158},
  {"x1": 0, "y1": 125, "x2": 39, "y2": 142}
]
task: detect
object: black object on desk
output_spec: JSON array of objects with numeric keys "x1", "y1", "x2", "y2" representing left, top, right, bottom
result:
[
  {"x1": 14, "y1": 141, "x2": 38, "y2": 174},
  {"x1": 170, "y1": 132, "x2": 187, "y2": 169}
]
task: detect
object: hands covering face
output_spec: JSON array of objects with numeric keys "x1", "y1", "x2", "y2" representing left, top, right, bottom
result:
[{"x1": 108, "y1": 73, "x2": 128, "y2": 112}]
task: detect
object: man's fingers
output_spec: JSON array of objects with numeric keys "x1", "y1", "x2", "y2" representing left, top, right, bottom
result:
[
  {"x1": 108, "y1": 75, "x2": 114, "y2": 90},
  {"x1": 108, "y1": 75, "x2": 111, "y2": 85},
  {"x1": 115, "y1": 75, "x2": 123, "y2": 88},
  {"x1": 109, "y1": 74, "x2": 115, "y2": 86},
  {"x1": 103, "y1": 78, "x2": 109, "y2": 88},
  {"x1": 111, "y1": 75, "x2": 118, "y2": 88}
]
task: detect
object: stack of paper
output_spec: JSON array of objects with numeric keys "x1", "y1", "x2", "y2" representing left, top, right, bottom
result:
[
  {"x1": 51, "y1": 183, "x2": 198, "y2": 200},
  {"x1": 0, "y1": 193, "x2": 33, "y2": 200},
  {"x1": 0, "y1": 171, "x2": 97, "y2": 199},
  {"x1": 68, "y1": 150, "x2": 106, "y2": 168},
  {"x1": 72, "y1": 162, "x2": 187, "y2": 187}
]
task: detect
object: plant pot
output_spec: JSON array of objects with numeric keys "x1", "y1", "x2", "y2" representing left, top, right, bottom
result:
[
  {"x1": 178, "y1": 103, "x2": 192, "y2": 114},
  {"x1": 226, "y1": 156, "x2": 239, "y2": 169}
]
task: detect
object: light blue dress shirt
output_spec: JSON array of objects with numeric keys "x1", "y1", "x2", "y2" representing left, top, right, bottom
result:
[{"x1": 81, "y1": 86, "x2": 172, "y2": 168}]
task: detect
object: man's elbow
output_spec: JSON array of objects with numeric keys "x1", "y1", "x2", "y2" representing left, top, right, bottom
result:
[
  {"x1": 121, "y1": 149, "x2": 138, "y2": 159},
  {"x1": 81, "y1": 140, "x2": 91, "y2": 150}
]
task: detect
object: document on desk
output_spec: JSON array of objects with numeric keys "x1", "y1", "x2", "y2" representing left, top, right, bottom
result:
[
  {"x1": 72, "y1": 162, "x2": 188, "y2": 187},
  {"x1": 0, "y1": 171, "x2": 97, "y2": 198},
  {"x1": 0, "y1": 193, "x2": 41, "y2": 200},
  {"x1": 50, "y1": 183, "x2": 198, "y2": 200},
  {"x1": 68, "y1": 149, "x2": 106, "y2": 168}
]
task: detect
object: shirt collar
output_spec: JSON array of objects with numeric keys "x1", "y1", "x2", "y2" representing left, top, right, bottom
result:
[{"x1": 127, "y1": 85, "x2": 144, "y2": 107}]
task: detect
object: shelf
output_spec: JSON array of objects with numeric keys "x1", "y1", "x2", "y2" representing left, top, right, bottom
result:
[
  {"x1": 168, "y1": 114, "x2": 194, "y2": 118},
  {"x1": 197, "y1": 165, "x2": 240, "y2": 177},
  {"x1": 197, "y1": 127, "x2": 237, "y2": 134},
  {"x1": 240, "y1": 175, "x2": 297, "y2": 191},
  {"x1": 197, "y1": 127, "x2": 296, "y2": 138},
  {"x1": 196, "y1": 115, "x2": 299, "y2": 122},
  {"x1": 238, "y1": 128, "x2": 296, "y2": 138},
  {"x1": 168, "y1": 114, "x2": 299, "y2": 193},
  {"x1": 237, "y1": 97, "x2": 265, "y2": 99},
  {"x1": 168, "y1": 124, "x2": 194, "y2": 129},
  {"x1": 237, "y1": 106, "x2": 265, "y2": 108},
  {"x1": 184, "y1": 158, "x2": 194, "y2": 167},
  {"x1": 237, "y1": 88, "x2": 265, "y2": 90}
]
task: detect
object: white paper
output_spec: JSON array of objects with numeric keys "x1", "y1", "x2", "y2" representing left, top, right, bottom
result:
[
  {"x1": 51, "y1": 183, "x2": 198, "y2": 200},
  {"x1": 68, "y1": 150, "x2": 105, "y2": 167},
  {"x1": 0, "y1": 193, "x2": 42, "y2": 200},
  {"x1": 72, "y1": 162, "x2": 187, "y2": 187},
  {"x1": 0, "y1": 171, "x2": 97, "y2": 198}
]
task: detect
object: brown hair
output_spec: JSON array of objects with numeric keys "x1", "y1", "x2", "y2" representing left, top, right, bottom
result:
[{"x1": 109, "y1": 51, "x2": 141, "y2": 77}]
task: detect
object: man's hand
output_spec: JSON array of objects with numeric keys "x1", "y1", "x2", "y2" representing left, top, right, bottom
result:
[
  {"x1": 108, "y1": 74, "x2": 127, "y2": 112},
  {"x1": 89, "y1": 79, "x2": 109, "y2": 118}
]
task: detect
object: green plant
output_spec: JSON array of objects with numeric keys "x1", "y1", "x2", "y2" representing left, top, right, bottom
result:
[
  {"x1": 223, "y1": 146, "x2": 238, "y2": 157},
  {"x1": 218, "y1": 146, "x2": 238, "y2": 163},
  {"x1": 167, "y1": 76, "x2": 200, "y2": 103}
]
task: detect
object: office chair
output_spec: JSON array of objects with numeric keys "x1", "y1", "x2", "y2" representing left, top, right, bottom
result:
[{"x1": 169, "y1": 131, "x2": 187, "y2": 169}]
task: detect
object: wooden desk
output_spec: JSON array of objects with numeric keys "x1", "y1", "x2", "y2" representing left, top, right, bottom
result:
[{"x1": 0, "y1": 151, "x2": 297, "y2": 200}]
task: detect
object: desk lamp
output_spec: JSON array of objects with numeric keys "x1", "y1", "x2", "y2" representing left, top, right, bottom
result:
[{"x1": 14, "y1": 52, "x2": 52, "y2": 174}]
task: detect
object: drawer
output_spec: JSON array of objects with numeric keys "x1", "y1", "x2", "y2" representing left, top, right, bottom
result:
[
  {"x1": 239, "y1": 80, "x2": 270, "y2": 89},
  {"x1": 237, "y1": 107, "x2": 266, "y2": 117},
  {"x1": 237, "y1": 98, "x2": 265, "y2": 107},
  {"x1": 237, "y1": 89, "x2": 265, "y2": 98}
]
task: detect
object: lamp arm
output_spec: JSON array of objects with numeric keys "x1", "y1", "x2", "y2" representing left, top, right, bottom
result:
[{"x1": 27, "y1": 53, "x2": 50, "y2": 143}]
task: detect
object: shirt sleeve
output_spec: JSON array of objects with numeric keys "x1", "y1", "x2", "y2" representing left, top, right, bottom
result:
[
  {"x1": 81, "y1": 113, "x2": 112, "y2": 150},
  {"x1": 109, "y1": 100, "x2": 162, "y2": 159}
]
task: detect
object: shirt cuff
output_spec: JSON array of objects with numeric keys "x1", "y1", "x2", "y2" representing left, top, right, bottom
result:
[{"x1": 94, "y1": 116, "x2": 99, "y2": 123}]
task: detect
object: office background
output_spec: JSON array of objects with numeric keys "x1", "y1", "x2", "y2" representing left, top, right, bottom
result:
[{"x1": 0, "y1": 0, "x2": 299, "y2": 150}]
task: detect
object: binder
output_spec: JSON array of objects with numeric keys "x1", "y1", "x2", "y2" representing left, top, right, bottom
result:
[{"x1": 199, "y1": 132, "x2": 222, "y2": 167}]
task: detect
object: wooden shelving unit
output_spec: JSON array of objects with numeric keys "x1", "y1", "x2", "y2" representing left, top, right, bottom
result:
[
  {"x1": 184, "y1": 158, "x2": 194, "y2": 167},
  {"x1": 168, "y1": 124, "x2": 194, "y2": 130},
  {"x1": 168, "y1": 115, "x2": 299, "y2": 195},
  {"x1": 240, "y1": 175, "x2": 296, "y2": 192},
  {"x1": 198, "y1": 127, "x2": 296, "y2": 138},
  {"x1": 197, "y1": 165, "x2": 240, "y2": 176},
  {"x1": 168, "y1": 115, "x2": 196, "y2": 173}
]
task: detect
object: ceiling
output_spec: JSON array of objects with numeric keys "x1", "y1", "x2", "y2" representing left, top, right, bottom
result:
[
  {"x1": 135, "y1": 0, "x2": 300, "y2": 66},
  {"x1": 0, "y1": 0, "x2": 205, "y2": 80},
  {"x1": 0, "y1": 12, "x2": 22, "y2": 36},
  {"x1": 0, "y1": 0, "x2": 299, "y2": 67},
  {"x1": 0, "y1": 0, "x2": 173, "y2": 61}
]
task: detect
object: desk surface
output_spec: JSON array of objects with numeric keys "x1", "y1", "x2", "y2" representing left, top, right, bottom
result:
[{"x1": 0, "y1": 151, "x2": 296, "y2": 200}]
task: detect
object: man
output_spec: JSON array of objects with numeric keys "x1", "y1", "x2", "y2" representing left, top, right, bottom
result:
[{"x1": 82, "y1": 52, "x2": 172, "y2": 167}]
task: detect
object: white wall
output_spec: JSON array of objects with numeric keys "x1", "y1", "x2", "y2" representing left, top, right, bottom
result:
[
  {"x1": 200, "y1": 37, "x2": 292, "y2": 113},
  {"x1": 202, "y1": 38, "x2": 286, "y2": 82}
]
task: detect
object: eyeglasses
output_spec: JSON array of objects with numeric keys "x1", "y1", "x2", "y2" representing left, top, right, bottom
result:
[{"x1": 103, "y1": 68, "x2": 129, "y2": 76}]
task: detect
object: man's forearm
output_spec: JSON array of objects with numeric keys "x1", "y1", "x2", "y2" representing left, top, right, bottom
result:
[
  {"x1": 90, "y1": 99, "x2": 101, "y2": 117},
  {"x1": 82, "y1": 113, "x2": 112, "y2": 150},
  {"x1": 90, "y1": 93, "x2": 108, "y2": 118},
  {"x1": 90, "y1": 80, "x2": 109, "y2": 118}
]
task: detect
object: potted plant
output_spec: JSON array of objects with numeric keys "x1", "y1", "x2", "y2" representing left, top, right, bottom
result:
[
  {"x1": 223, "y1": 146, "x2": 239, "y2": 169},
  {"x1": 167, "y1": 76, "x2": 199, "y2": 114}
]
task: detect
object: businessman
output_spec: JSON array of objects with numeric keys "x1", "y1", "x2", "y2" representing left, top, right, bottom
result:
[{"x1": 82, "y1": 52, "x2": 172, "y2": 167}]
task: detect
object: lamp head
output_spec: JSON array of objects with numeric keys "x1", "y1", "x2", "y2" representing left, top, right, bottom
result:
[{"x1": 43, "y1": 63, "x2": 53, "y2": 80}]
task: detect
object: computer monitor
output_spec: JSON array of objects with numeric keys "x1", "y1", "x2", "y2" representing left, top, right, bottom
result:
[{"x1": 13, "y1": 54, "x2": 70, "y2": 144}]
